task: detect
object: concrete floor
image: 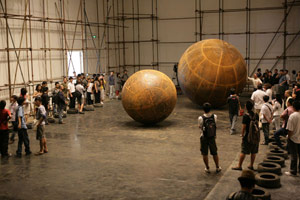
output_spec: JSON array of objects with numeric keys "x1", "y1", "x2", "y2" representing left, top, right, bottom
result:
[{"x1": 0, "y1": 95, "x2": 299, "y2": 200}]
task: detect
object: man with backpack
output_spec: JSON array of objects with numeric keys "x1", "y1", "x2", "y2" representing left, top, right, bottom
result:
[
  {"x1": 198, "y1": 102, "x2": 221, "y2": 173},
  {"x1": 227, "y1": 88, "x2": 241, "y2": 135},
  {"x1": 232, "y1": 100, "x2": 259, "y2": 171},
  {"x1": 260, "y1": 95, "x2": 273, "y2": 145}
]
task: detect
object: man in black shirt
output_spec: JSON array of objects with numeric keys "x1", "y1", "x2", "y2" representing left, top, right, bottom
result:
[
  {"x1": 232, "y1": 100, "x2": 259, "y2": 171},
  {"x1": 227, "y1": 88, "x2": 240, "y2": 135}
]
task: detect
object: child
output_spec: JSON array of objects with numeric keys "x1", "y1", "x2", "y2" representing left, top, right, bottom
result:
[
  {"x1": 198, "y1": 102, "x2": 221, "y2": 173},
  {"x1": 9, "y1": 95, "x2": 18, "y2": 144},
  {"x1": 16, "y1": 97, "x2": 31, "y2": 157},
  {"x1": 34, "y1": 97, "x2": 48, "y2": 155},
  {"x1": 0, "y1": 100, "x2": 11, "y2": 157}
]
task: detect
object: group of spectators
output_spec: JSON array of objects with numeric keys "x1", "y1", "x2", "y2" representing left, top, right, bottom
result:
[
  {"x1": 0, "y1": 70, "x2": 130, "y2": 158},
  {"x1": 198, "y1": 68, "x2": 300, "y2": 199}
]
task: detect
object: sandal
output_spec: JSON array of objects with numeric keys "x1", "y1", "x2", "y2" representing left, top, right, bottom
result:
[
  {"x1": 35, "y1": 152, "x2": 44, "y2": 156},
  {"x1": 232, "y1": 167, "x2": 242, "y2": 171},
  {"x1": 248, "y1": 166, "x2": 254, "y2": 170},
  {"x1": 43, "y1": 150, "x2": 48, "y2": 153}
]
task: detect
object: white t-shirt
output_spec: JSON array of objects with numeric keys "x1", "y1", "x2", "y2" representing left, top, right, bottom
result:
[
  {"x1": 266, "y1": 89, "x2": 272, "y2": 102},
  {"x1": 198, "y1": 113, "x2": 217, "y2": 137},
  {"x1": 273, "y1": 101, "x2": 283, "y2": 116},
  {"x1": 87, "y1": 83, "x2": 93, "y2": 93},
  {"x1": 260, "y1": 103, "x2": 273, "y2": 123},
  {"x1": 251, "y1": 89, "x2": 267, "y2": 110},
  {"x1": 286, "y1": 111, "x2": 300, "y2": 144},
  {"x1": 248, "y1": 77, "x2": 262, "y2": 89},
  {"x1": 68, "y1": 82, "x2": 75, "y2": 93},
  {"x1": 286, "y1": 74, "x2": 290, "y2": 83}
]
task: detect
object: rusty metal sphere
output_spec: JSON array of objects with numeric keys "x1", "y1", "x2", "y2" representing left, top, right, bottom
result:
[
  {"x1": 178, "y1": 39, "x2": 247, "y2": 107},
  {"x1": 122, "y1": 70, "x2": 177, "y2": 124}
]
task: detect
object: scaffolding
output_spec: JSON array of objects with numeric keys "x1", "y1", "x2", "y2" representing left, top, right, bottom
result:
[
  {"x1": 0, "y1": 0, "x2": 122, "y2": 99},
  {"x1": 106, "y1": 0, "x2": 300, "y2": 77}
]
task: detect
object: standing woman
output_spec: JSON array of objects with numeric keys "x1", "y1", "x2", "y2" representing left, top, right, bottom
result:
[
  {"x1": 273, "y1": 94, "x2": 284, "y2": 131},
  {"x1": 20, "y1": 88, "x2": 30, "y2": 122},
  {"x1": 100, "y1": 78, "x2": 105, "y2": 105},
  {"x1": 86, "y1": 78, "x2": 94, "y2": 105},
  {"x1": 33, "y1": 84, "x2": 42, "y2": 99},
  {"x1": 115, "y1": 73, "x2": 122, "y2": 99},
  {"x1": 94, "y1": 76, "x2": 101, "y2": 104}
]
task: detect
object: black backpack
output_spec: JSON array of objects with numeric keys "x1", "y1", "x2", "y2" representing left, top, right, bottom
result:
[{"x1": 202, "y1": 114, "x2": 216, "y2": 138}]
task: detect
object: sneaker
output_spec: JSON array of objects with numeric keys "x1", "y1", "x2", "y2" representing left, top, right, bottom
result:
[
  {"x1": 59, "y1": 121, "x2": 65, "y2": 124},
  {"x1": 285, "y1": 171, "x2": 298, "y2": 177},
  {"x1": 205, "y1": 168, "x2": 210, "y2": 174},
  {"x1": 216, "y1": 167, "x2": 222, "y2": 173}
]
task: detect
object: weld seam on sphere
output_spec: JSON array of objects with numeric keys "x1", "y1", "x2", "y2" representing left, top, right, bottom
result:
[
  {"x1": 178, "y1": 39, "x2": 247, "y2": 107},
  {"x1": 122, "y1": 70, "x2": 177, "y2": 124}
]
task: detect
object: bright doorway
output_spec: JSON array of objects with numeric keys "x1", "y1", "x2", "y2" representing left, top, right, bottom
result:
[{"x1": 67, "y1": 51, "x2": 83, "y2": 77}]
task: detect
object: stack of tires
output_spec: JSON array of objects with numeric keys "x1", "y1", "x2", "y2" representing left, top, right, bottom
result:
[{"x1": 255, "y1": 130, "x2": 288, "y2": 191}]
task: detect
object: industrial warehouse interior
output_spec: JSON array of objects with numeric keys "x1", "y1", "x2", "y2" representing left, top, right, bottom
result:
[{"x1": 0, "y1": 0, "x2": 300, "y2": 199}]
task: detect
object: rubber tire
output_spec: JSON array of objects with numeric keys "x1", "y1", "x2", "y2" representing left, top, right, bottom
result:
[
  {"x1": 54, "y1": 113, "x2": 67, "y2": 118},
  {"x1": 257, "y1": 162, "x2": 282, "y2": 175},
  {"x1": 267, "y1": 149, "x2": 288, "y2": 159},
  {"x1": 67, "y1": 109, "x2": 78, "y2": 114},
  {"x1": 48, "y1": 117, "x2": 55, "y2": 123},
  {"x1": 263, "y1": 155, "x2": 285, "y2": 167},
  {"x1": 83, "y1": 105, "x2": 95, "y2": 111},
  {"x1": 255, "y1": 172, "x2": 281, "y2": 188},
  {"x1": 26, "y1": 123, "x2": 33, "y2": 129},
  {"x1": 252, "y1": 187, "x2": 271, "y2": 200},
  {"x1": 268, "y1": 142, "x2": 287, "y2": 150},
  {"x1": 94, "y1": 103, "x2": 103, "y2": 108}
]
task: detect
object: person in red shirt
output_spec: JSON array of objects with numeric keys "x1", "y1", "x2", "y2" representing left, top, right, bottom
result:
[{"x1": 0, "y1": 100, "x2": 11, "y2": 157}]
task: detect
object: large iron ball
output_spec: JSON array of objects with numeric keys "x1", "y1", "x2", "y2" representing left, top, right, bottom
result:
[
  {"x1": 122, "y1": 70, "x2": 177, "y2": 124},
  {"x1": 178, "y1": 39, "x2": 247, "y2": 107}
]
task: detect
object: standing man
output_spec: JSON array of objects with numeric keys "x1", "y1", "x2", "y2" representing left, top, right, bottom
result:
[
  {"x1": 278, "y1": 69, "x2": 287, "y2": 99},
  {"x1": 227, "y1": 88, "x2": 240, "y2": 135},
  {"x1": 248, "y1": 73, "x2": 262, "y2": 91},
  {"x1": 34, "y1": 97, "x2": 48, "y2": 155},
  {"x1": 198, "y1": 103, "x2": 221, "y2": 173},
  {"x1": 108, "y1": 71, "x2": 115, "y2": 100},
  {"x1": 260, "y1": 95, "x2": 273, "y2": 145},
  {"x1": 68, "y1": 77, "x2": 76, "y2": 109},
  {"x1": 122, "y1": 70, "x2": 129, "y2": 87},
  {"x1": 251, "y1": 84, "x2": 266, "y2": 115},
  {"x1": 232, "y1": 101, "x2": 259, "y2": 171},
  {"x1": 273, "y1": 69, "x2": 280, "y2": 95},
  {"x1": 285, "y1": 100, "x2": 300, "y2": 176}
]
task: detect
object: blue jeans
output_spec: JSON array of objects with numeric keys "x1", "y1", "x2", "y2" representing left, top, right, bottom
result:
[
  {"x1": 17, "y1": 128, "x2": 31, "y2": 155},
  {"x1": 229, "y1": 113, "x2": 238, "y2": 134},
  {"x1": 274, "y1": 128, "x2": 287, "y2": 149},
  {"x1": 262, "y1": 123, "x2": 270, "y2": 144}
]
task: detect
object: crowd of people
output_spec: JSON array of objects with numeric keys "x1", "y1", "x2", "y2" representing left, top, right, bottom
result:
[
  {"x1": 0, "y1": 70, "x2": 129, "y2": 157},
  {"x1": 198, "y1": 68, "x2": 300, "y2": 198}
]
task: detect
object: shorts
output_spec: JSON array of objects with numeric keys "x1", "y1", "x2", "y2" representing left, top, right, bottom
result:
[
  {"x1": 200, "y1": 136, "x2": 218, "y2": 156},
  {"x1": 77, "y1": 95, "x2": 82, "y2": 105},
  {"x1": 36, "y1": 125, "x2": 45, "y2": 140},
  {"x1": 241, "y1": 139, "x2": 259, "y2": 154}
]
